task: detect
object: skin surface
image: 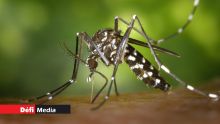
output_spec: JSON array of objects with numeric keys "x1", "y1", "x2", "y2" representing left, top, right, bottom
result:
[{"x1": 0, "y1": 79, "x2": 220, "y2": 124}]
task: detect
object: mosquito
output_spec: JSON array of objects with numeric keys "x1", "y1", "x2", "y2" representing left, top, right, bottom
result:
[{"x1": 23, "y1": 0, "x2": 219, "y2": 109}]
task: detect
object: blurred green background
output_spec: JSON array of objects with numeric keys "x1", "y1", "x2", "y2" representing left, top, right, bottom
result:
[{"x1": 0, "y1": 0, "x2": 220, "y2": 98}]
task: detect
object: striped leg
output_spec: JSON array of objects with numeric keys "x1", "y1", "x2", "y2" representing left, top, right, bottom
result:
[
  {"x1": 160, "y1": 65, "x2": 219, "y2": 100},
  {"x1": 156, "y1": 0, "x2": 200, "y2": 44},
  {"x1": 22, "y1": 33, "x2": 83, "y2": 104},
  {"x1": 115, "y1": 0, "x2": 200, "y2": 45}
]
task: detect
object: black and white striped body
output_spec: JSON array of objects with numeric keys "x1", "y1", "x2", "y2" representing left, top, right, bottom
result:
[
  {"x1": 124, "y1": 45, "x2": 170, "y2": 91},
  {"x1": 89, "y1": 29, "x2": 170, "y2": 91}
]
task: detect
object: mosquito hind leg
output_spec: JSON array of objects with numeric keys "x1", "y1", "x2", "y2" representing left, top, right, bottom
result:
[
  {"x1": 156, "y1": 0, "x2": 200, "y2": 44},
  {"x1": 160, "y1": 64, "x2": 219, "y2": 101},
  {"x1": 114, "y1": 0, "x2": 200, "y2": 45}
]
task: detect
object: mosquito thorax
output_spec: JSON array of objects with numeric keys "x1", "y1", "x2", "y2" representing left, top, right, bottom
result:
[
  {"x1": 89, "y1": 29, "x2": 122, "y2": 65},
  {"x1": 92, "y1": 28, "x2": 121, "y2": 43}
]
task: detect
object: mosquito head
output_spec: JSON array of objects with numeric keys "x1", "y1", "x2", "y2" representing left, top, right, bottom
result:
[{"x1": 87, "y1": 57, "x2": 98, "y2": 71}]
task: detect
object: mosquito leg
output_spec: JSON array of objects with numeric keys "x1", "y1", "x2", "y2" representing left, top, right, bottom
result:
[
  {"x1": 91, "y1": 65, "x2": 118, "y2": 110},
  {"x1": 63, "y1": 44, "x2": 109, "y2": 103},
  {"x1": 86, "y1": 71, "x2": 108, "y2": 103},
  {"x1": 114, "y1": 0, "x2": 200, "y2": 45},
  {"x1": 160, "y1": 64, "x2": 219, "y2": 101},
  {"x1": 114, "y1": 16, "x2": 119, "y2": 32},
  {"x1": 113, "y1": 78, "x2": 119, "y2": 96},
  {"x1": 23, "y1": 79, "x2": 74, "y2": 104},
  {"x1": 22, "y1": 33, "x2": 83, "y2": 104},
  {"x1": 114, "y1": 16, "x2": 144, "y2": 39},
  {"x1": 156, "y1": 0, "x2": 200, "y2": 44},
  {"x1": 91, "y1": 70, "x2": 108, "y2": 104}
]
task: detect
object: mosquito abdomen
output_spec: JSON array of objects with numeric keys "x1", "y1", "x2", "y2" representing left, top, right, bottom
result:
[{"x1": 124, "y1": 44, "x2": 170, "y2": 91}]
